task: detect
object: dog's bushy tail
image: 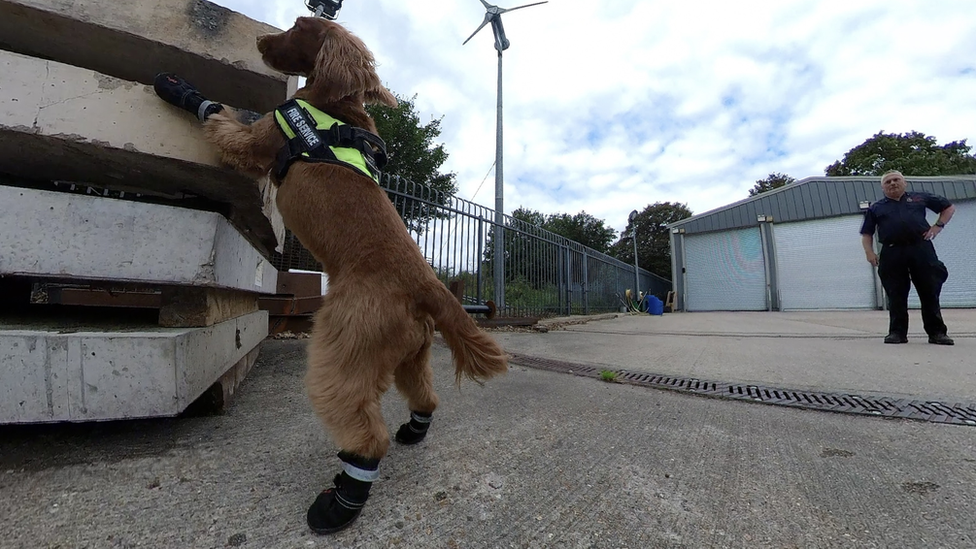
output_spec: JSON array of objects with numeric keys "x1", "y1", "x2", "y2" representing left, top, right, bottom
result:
[{"x1": 418, "y1": 283, "x2": 508, "y2": 385}]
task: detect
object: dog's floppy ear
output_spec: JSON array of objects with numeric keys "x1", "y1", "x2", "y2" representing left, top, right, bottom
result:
[
  {"x1": 366, "y1": 86, "x2": 398, "y2": 108},
  {"x1": 309, "y1": 23, "x2": 396, "y2": 107}
]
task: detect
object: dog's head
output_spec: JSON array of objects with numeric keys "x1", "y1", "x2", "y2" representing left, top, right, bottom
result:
[{"x1": 257, "y1": 17, "x2": 397, "y2": 108}]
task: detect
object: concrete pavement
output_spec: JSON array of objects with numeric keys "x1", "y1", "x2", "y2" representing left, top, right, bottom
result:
[
  {"x1": 499, "y1": 309, "x2": 976, "y2": 403},
  {"x1": 3, "y1": 311, "x2": 976, "y2": 548}
]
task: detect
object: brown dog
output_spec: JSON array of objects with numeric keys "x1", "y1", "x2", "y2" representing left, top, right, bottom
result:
[{"x1": 195, "y1": 17, "x2": 508, "y2": 534}]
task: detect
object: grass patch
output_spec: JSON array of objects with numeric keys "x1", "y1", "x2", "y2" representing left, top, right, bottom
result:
[{"x1": 599, "y1": 370, "x2": 618, "y2": 382}]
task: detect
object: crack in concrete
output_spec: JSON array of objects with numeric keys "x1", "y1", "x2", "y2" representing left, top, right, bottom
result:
[{"x1": 33, "y1": 63, "x2": 115, "y2": 129}]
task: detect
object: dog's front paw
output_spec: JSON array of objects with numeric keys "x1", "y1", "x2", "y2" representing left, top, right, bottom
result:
[
  {"x1": 202, "y1": 113, "x2": 236, "y2": 135},
  {"x1": 203, "y1": 115, "x2": 258, "y2": 171}
]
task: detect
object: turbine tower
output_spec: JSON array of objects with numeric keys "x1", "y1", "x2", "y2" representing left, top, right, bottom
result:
[{"x1": 463, "y1": 0, "x2": 546, "y2": 310}]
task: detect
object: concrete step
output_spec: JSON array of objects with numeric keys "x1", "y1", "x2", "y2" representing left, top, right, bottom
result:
[
  {"x1": 0, "y1": 49, "x2": 283, "y2": 256},
  {"x1": 0, "y1": 309, "x2": 268, "y2": 423},
  {"x1": 0, "y1": 0, "x2": 296, "y2": 114},
  {"x1": 0, "y1": 185, "x2": 278, "y2": 294}
]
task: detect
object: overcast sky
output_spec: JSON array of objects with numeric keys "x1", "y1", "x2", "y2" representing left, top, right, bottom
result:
[{"x1": 221, "y1": 0, "x2": 976, "y2": 234}]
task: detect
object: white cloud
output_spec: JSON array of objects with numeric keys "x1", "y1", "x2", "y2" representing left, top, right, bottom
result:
[{"x1": 218, "y1": 0, "x2": 976, "y2": 233}]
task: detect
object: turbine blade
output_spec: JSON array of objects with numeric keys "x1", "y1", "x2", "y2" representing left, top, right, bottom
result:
[
  {"x1": 462, "y1": 17, "x2": 492, "y2": 45},
  {"x1": 498, "y1": 1, "x2": 547, "y2": 14},
  {"x1": 479, "y1": 0, "x2": 494, "y2": 9}
]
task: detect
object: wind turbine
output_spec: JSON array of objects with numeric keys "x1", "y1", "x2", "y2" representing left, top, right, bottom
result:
[{"x1": 463, "y1": 0, "x2": 546, "y2": 310}]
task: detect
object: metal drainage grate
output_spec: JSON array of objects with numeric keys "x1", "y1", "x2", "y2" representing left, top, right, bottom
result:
[{"x1": 507, "y1": 353, "x2": 976, "y2": 427}]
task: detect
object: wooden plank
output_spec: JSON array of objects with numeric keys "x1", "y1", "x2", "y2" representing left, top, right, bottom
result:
[
  {"x1": 275, "y1": 271, "x2": 323, "y2": 298},
  {"x1": 159, "y1": 287, "x2": 259, "y2": 328},
  {"x1": 50, "y1": 288, "x2": 162, "y2": 309},
  {"x1": 449, "y1": 279, "x2": 466, "y2": 302},
  {"x1": 259, "y1": 295, "x2": 323, "y2": 315}
]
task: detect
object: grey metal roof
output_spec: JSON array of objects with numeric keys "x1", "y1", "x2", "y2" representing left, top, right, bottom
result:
[{"x1": 669, "y1": 175, "x2": 976, "y2": 235}]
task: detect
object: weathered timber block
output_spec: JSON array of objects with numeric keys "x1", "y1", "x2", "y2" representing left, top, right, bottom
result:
[
  {"x1": 275, "y1": 271, "x2": 324, "y2": 297},
  {"x1": 449, "y1": 279, "x2": 466, "y2": 302},
  {"x1": 0, "y1": 186, "x2": 278, "y2": 294},
  {"x1": 204, "y1": 345, "x2": 261, "y2": 414},
  {"x1": 159, "y1": 287, "x2": 259, "y2": 327},
  {"x1": 0, "y1": 49, "x2": 282, "y2": 256},
  {"x1": 50, "y1": 287, "x2": 163, "y2": 308},
  {"x1": 258, "y1": 295, "x2": 323, "y2": 316},
  {"x1": 0, "y1": 0, "x2": 296, "y2": 113},
  {"x1": 0, "y1": 310, "x2": 267, "y2": 423}
]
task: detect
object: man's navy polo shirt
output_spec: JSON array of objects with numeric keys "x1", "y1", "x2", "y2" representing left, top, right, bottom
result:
[{"x1": 860, "y1": 192, "x2": 952, "y2": 245}]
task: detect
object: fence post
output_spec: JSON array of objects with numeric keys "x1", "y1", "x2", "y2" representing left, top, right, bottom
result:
[
  {"x1": 477, "y1": 216, "x2": 484, "y2": 303},
  {"x1": 582, "y1": 248, "x2": 589, "y2": 315},
  {"x1": 564, "y1": 243, "x2": 572, "y2": 316}
]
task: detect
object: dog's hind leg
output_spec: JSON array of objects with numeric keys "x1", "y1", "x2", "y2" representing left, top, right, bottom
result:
[
  {"x1": 303, "y1": 298, "x2": 406, "y2": 535},
  {"x1": 394, "y1": 316, "x2": 439, "y2": 445}
]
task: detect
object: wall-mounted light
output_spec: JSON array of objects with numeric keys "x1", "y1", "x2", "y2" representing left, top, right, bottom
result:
[
  {"x1": 859, "y1": 200, "x2": 871, "y2": 210},
  {"x1": 757, "y1": 214, "x2": 773, "y2": 223},
  {"x1": 671, "y1": 228, "x2": 685, "y2": 234}
]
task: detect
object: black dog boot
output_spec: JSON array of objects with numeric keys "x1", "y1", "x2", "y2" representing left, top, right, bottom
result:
[
  {"x1": 153, "y1": 73, "x2": 224, "y2": 122},
  {"x1": 307, "y1": 451, "x2": 379, "y2": 535},
  {"x1": 395, "y1": 411, "x2": 432, "y2": 445}
]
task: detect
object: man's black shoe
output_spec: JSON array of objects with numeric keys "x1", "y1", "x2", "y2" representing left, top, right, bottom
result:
[
  {"x1": 884, "y1": 333, "x2": 908, "y2": 344},
  {"x1": 928, "y1": 334, "x2": 954, "y2": 345}
]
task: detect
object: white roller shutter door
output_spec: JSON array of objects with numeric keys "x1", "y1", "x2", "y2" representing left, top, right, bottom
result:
[
  {"x1": 774, "y1": 216, "x2": 878, "y2": 310},
  {"x1": 684, "y1": 227, "x2": 767, "y2": 311},
  {"x1": 908, "y1": 198, "x2": 976, "y2": 308}
]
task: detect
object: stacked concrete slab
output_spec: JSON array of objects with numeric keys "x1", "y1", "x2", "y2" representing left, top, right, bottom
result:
[{"x1": 0, "y1": 0, "x2": 297, "y2": 423}]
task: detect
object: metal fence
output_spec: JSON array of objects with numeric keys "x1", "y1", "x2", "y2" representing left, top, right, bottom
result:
[{"x1": 271, "y1": 173, "x2": 671, "y2": 317}]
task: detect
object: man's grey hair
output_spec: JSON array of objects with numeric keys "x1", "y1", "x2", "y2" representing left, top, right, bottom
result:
[{"x1": 881, "y1": 170, "x2": 905, "y2": 185}]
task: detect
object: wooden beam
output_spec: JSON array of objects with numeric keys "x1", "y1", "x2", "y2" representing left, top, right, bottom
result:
[{"x1": 159, "y1": 287, "x2": 258, "y2": 328}]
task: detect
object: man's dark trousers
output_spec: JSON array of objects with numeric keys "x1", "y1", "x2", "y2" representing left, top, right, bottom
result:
[{"x1": 877, "y1": 240, "x2": 949, "y2": 337}]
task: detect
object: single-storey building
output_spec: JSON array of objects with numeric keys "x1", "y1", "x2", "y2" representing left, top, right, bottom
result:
[{"x1": 669, "y1": 175, "x2": 976, "y2": 311}]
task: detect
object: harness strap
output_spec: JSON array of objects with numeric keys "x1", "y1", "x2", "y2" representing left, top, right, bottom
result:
[{"x1": 273, "y1": 99, "x2": 388, "y2": 182}]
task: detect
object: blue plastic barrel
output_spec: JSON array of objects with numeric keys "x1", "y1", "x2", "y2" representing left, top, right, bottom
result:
[{"x1": 647, "y1": 295, "x2": 664, "y2": 315}]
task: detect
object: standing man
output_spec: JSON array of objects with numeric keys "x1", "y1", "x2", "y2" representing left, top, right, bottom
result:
[{"x1": 860, "y1": 170, "x2": 956, "y2": 345}]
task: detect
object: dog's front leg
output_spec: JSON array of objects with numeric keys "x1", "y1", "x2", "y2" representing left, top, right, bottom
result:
[
  {"x1": 203, "y1": 113, "x2": 282, "y2": 178},
  {"x1": 153, "y1": 72, "x2": 281, "y2": 178}
]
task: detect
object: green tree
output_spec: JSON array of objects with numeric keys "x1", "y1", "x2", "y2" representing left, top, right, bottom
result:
[
  {"x1": 366, "y1": 92, "x2": 458, "y2": 233},
  {"x1": 825, "y1": 131, "x2": 976, "y2": 176},
  {"x1": 543, "y1": 211, "x2": 617, "y2": 253},
  {"x1": 608, "y1": 202, "x2": 693, "y2": 279},
  {"x1": 481, "y1": 208, "x2": 618, "y2": 293},
  {"x1": 481, "y1": 207, "x2": 560, "y2": 294},
  {"x1": 749, "y1": 172, "x2": 796, "y2": 197}
]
